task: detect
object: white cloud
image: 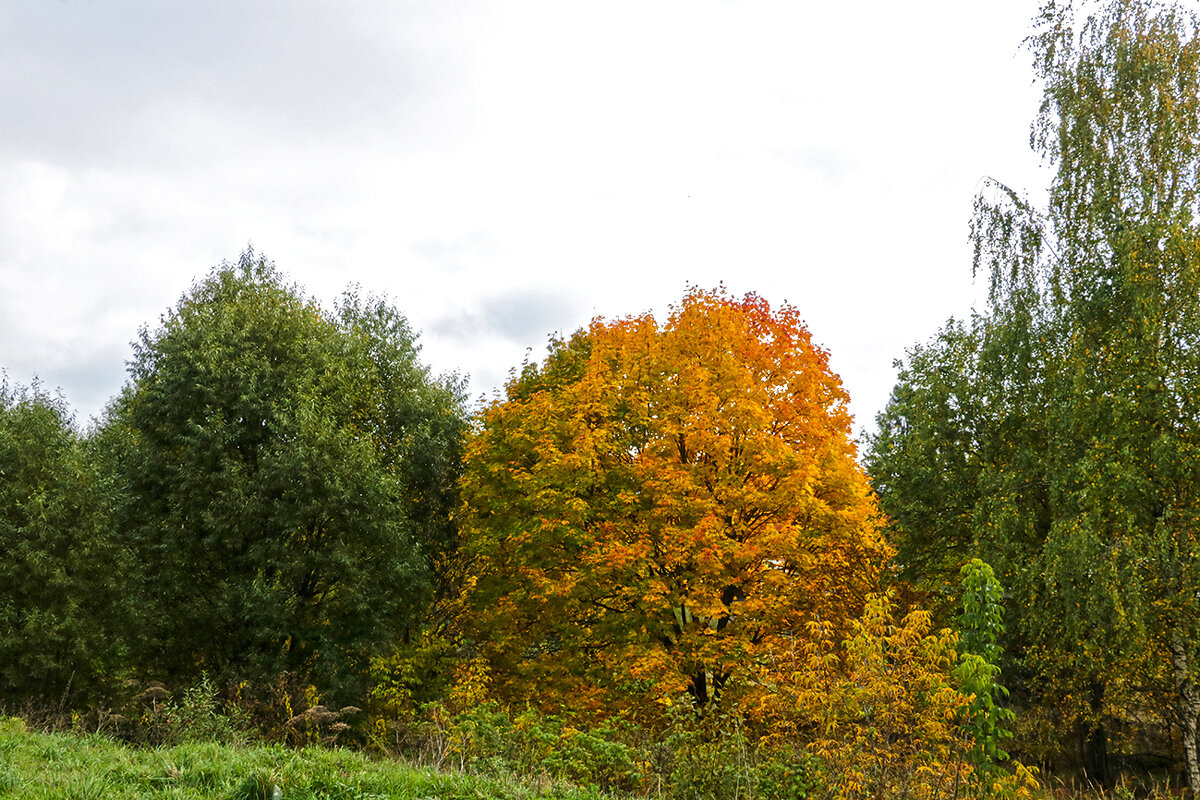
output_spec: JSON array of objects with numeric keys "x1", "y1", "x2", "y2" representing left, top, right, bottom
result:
[{"x1": 0, "y1": 0, "x2": 1050, "y2": 429}]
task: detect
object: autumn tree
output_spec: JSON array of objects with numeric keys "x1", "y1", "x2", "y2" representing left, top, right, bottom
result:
[
  {"x1": 868, "y1": 0, "x2": 1200, "y2": 789},
  {"x1": 458, "y1": 287, "x2": 887, "y2": 723},
  {"x1": 103, "y1": 251, "x2": 466, "y2": 701}
]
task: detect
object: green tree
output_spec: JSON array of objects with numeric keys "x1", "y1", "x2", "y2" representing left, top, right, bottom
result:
[
  {"x1": 865, "y1": 319, "x2": 987, "y2": 590},
  {"x1": 104, "y1": 250, "x2": 466, "y2": 701},
  {"x1": 954, "y1": 559, "x2": 1015, "y2": 787},
  {"x1": 869, "y1": 0, "x2": 1200, "y2": 789},
  {"x1": 0, "y1": 378, "x2": 126, "y2": 707},
  {"x1": 334, "y1": 290, "x2": 466, "y2": 597}
]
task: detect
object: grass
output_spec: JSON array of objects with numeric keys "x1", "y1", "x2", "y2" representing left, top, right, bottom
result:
[
  {"x1": 3, "y1": 713, "x2": 1188, "y2": 800},
  {"x1": 0, "y1": 717, "x2": 611, "y2": 800}
]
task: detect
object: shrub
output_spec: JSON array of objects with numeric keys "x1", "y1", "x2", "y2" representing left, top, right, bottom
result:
[{"x1": 133, "y1": 674, "x2": 251, "y2": 746}]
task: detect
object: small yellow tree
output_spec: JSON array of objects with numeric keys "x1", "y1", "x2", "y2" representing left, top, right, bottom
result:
[
  {"x1": 789, "y1": 593, "x2": 975, "y2": 800},
  {"x1": 769, "y1": 591, "x2": 1039, "y2": 800}
]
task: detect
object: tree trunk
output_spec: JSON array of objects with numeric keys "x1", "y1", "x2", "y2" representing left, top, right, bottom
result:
[
  {"x1": 1079, "y1": 681, "x2": 1109, "y2": 784},
  {"x1": 1080, "y1": 722, "x2": 1109, "y2": 785},
  {"x1": 688, "y1": 670, "x2": 709, "y2": 706},
  {"x1": 1170, "y1": 636, "x2": 1200, "y2": 800}
]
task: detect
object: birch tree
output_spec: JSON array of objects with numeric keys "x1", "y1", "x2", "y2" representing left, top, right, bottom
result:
[{"x1": 870, "y1": 0, "x2": 1200, "y2": 789}]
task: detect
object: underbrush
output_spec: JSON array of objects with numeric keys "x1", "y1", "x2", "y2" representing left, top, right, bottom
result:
[
  {"x1": 0, "y1": 707, "x2": 1187, "y2": 800},
  {"x1": 2, "y1": 674, "x2": 1180, "y2": 800},
  {"x1": 0, "y1": 707, "x2": 829, "y2": 800},
  {"x1": 16, "y1": 675, "x2": 818, "y2": 798}
]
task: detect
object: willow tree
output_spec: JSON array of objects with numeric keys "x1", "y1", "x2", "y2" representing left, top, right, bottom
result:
[{"x1": 869, "y1": 0, "x2": 1200, "y2": 789}]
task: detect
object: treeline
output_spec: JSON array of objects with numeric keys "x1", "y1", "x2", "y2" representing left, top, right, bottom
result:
[
  {"x1": 3, "y1": 260, "x2": 1025, "y2": 799},
  {"x1": 1, "y1": 258, "x2": 466, "y2": 709},
  {"x1": 5, "y1": 0, "x2": 1200, "y2": 798}
]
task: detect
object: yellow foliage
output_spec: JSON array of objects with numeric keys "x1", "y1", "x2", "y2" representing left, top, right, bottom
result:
[
  {"x1": 768, "y1": 593, "x2": 977, "y2": 800},
  {"x1": 448, "y1": 654, "x2": 493, "y2": 713},
  {"x1": 457, "y1": 288, "x2": 889, "y2": 723}
]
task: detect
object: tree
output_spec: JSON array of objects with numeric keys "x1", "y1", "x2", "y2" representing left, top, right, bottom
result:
[
  {"x1": 864, "y1": 319, "x2": 988, "y2": 590},
  {"x1": 104, "y1": 250, "x2": 466, "y2": 700},
  {"x1": 868, "y1": 0, "x2": 1200, "y2": 789},
  {"x1": 795, "y1": 593, "x2": 976, "y2": 800},
  {"x1": 954, "y1": 559, "x2": 1016, "y2": 787},
  {"x1": 0, "y1": 378, "x2": 126, "y2": 706},
  {"x1": 334, "y1": 289, "x2": 467, "y2": 599},
  {"x1": 458, "y1": 287, "x2": 887, "y2": 723}
]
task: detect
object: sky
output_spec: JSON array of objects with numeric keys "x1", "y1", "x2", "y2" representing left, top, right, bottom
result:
[{"x1": 0, "y1": 0, "x2": 1052, "y2": 435}]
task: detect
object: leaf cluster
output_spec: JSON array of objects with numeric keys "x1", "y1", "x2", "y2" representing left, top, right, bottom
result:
[{"x1": 0, "y1": 378, "x2": 127, "y2": 706}]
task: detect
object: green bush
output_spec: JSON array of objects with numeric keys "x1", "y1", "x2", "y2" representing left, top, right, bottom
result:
[
  {"x1": 541, "y1": 721, "x2": 641, "y2": 793},
  {"x1": 754, "y1": 750, "x2": 824, "y2": 800},
  {"x1": 135, "y1": 675, "x2": 252, "y2": 746},
  {"x1": 421, "y1": 703, "x2": 642, "y2": 793},
  {"x1": 441, "y1": 702, "x2": 514, "y2": 775}
]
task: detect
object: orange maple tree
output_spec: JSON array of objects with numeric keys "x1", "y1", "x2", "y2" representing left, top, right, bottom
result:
[{"x1": 457, "y1": 287, "x2": 888, "y2": 722}]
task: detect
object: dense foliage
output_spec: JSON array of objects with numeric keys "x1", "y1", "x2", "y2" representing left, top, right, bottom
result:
[
  {"x1": 2, "y1": 266, "x2": 1013, "y2": 796},
  {"x1": 0, "y1": 381, "x2": 125, "y2": 706},
  {"x1": 867, "y1": 0, "x2": 1200, "y2": 792},
  {"x1": 101, "y1": 251, "x2": 467, "y2": 702},
  {"x1": 458, "y1": 288, "x2": 888, "y2": 723}
]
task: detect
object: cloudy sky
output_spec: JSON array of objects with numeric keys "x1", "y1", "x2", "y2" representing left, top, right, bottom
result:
[{"x1": 1, "y1": 1, "x2": 1051, "y2": 434}]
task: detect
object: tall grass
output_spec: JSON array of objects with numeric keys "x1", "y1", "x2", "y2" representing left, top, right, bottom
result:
[{"x1": 0, "y1": 717, "x2": 607, "y2": 800}]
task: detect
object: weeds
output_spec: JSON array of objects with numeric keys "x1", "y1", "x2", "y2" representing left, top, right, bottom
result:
[
  {"x1": 131, "y1": 673, "x2": 252, "y2": 746},
  {"x1": 0, "y1": 695, "x2": 1182, "y2": 800}
]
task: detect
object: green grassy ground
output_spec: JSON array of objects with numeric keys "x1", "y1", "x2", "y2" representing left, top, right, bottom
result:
[{"x1": 0, "y1": 717, "x2": 607, "y2": 800}]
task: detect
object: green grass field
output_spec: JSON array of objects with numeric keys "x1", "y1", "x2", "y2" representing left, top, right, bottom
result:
[{"x1": 0, "y1": 717, "x2": 608, "y2": 800}]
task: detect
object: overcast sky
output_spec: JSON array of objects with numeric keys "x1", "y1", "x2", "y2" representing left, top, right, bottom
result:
[{"x1": 0, "y1": 0, "x2": 1051, "y2": 435}]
